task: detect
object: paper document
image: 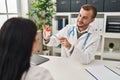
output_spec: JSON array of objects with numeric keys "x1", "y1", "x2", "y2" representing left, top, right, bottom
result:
[{"x1": 85, "y1": 65, "x2": 120, "y2": 80}]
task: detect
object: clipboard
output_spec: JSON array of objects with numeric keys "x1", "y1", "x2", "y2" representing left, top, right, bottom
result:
[
  {"x1": 85, "y1": 65, "x2": 120, "y2": 80},
  {"x1": 31, "y1": 54, "x2": 49, "y2": 65}
]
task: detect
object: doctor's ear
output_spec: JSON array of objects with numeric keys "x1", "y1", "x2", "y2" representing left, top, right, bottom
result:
[{"x1": 90, "y1": 18, "x2": 95, "y2": 23}]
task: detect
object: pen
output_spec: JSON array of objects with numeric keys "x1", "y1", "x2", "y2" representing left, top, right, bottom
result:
[
  {"x1": 104, "y1": 65, "x2": 120, "y2": 76},
  {"x1": 85, "y1": 69, "x2": 98, "y2": 80}
]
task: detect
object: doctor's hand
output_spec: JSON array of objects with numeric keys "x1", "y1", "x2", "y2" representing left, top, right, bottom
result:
[
  {"x1": 43, "y1": 26, "x2": 51, "y2": 41},
  {"x1": 59, "y1": 37, "x2": 71, "y2": 49}
]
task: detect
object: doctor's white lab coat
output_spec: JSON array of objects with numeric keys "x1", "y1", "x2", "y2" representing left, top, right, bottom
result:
[{"x1": 45, "y1": 24, "x2": 100, "y2": 64}]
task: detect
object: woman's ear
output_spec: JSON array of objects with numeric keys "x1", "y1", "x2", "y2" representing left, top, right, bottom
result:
[{"x1": 32, "y1": 34, "x2": 39, "y2": 53}]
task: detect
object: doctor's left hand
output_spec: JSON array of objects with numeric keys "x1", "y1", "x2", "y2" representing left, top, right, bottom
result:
[{"x1": 59, "y1": 37, "x2": 71, "y2": 49}]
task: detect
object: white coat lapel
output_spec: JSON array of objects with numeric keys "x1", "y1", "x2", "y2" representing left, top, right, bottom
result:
[{"x1": 68, "y1": 27, "x2": 77, "y2": 46}]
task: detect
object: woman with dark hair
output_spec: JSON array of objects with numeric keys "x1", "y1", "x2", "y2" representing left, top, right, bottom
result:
[{"x1": 0, "y1": 17, "x2": 54, "y2": 80}]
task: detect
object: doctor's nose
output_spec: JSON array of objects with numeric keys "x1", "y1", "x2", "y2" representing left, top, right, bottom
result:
[{"x1": 78, "y1": 17, "x2": 83, "y2": 22}]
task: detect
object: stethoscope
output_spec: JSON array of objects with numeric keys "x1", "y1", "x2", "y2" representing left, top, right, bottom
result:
[{"x1": 69, "y1": 26, "x2": 91, "y2": 49}]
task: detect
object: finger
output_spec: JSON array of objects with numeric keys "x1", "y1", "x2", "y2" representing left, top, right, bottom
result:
[
  {"x1": 61, "y1": 42, "x2": 64, "y2": 45},
  {"x1": 59, "y1": 39, "x2": 63, "y2": 43},
  {"x1": 60, "y1": 40, "x2": 63, "y2": 43},
  {"x1": 59, "y1": 37, "x2": 63, "y2": 39}
]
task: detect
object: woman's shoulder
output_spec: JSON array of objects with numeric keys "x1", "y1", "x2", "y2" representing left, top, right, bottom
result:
[{"x1": 22, "y1": 66, "x2": 54, "y2": 80}]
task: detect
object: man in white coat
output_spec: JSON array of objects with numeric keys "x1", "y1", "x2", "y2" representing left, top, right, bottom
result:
[{"x1": 43, "y1": 4, "x2": 100, "y2": 64}]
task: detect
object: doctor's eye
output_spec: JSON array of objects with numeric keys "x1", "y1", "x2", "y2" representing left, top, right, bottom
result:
[{"x1": 78, "y1": 13, "x2": 81, "y2": 17}]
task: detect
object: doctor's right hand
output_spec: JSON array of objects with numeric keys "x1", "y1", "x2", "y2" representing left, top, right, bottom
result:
[
  {"x1": 43, "y1": 26, "x2": 51, "y2": 41},
  {"x1": 59, "y1": 37, "x2": 71, "y2": 49}
]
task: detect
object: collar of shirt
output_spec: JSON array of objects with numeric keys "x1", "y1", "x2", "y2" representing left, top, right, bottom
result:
[
  {"x1": 77, "y1": 30, "x2": 87, "y2": 39},
  {"x1": 76, "y1": 25, "x2": 90, "y2": 39}
]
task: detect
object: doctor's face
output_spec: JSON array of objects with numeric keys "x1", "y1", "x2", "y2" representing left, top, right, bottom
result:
[{"x1": 77, "y1": 8, "x2": 94, "y2": 30}]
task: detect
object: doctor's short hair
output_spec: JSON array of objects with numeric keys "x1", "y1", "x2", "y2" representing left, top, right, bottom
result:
[{"x1": 81, "y1": 4, "x2": 97, "y2": 19}]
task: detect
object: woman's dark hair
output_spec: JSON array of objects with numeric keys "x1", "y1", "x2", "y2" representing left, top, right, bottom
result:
[{"x1": 0, "y1": 17, "x2": 37, "y2": 80}]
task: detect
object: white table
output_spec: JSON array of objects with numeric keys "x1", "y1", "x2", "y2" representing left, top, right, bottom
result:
[{"x1": 39, "y1": 56, "x2": 120, "y2": 80}]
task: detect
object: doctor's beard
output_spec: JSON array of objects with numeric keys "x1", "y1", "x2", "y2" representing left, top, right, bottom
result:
[
  {"x1": 77, "y1": 23, "x2": 88, "y2": 32},
  {"x1": 77, "y1": 22, "x2": 84, "y2": 29}
]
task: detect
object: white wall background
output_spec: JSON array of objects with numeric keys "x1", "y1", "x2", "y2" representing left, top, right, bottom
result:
[{"x1": 21, "y1": 0, "x2": 28, "y2": 18}]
